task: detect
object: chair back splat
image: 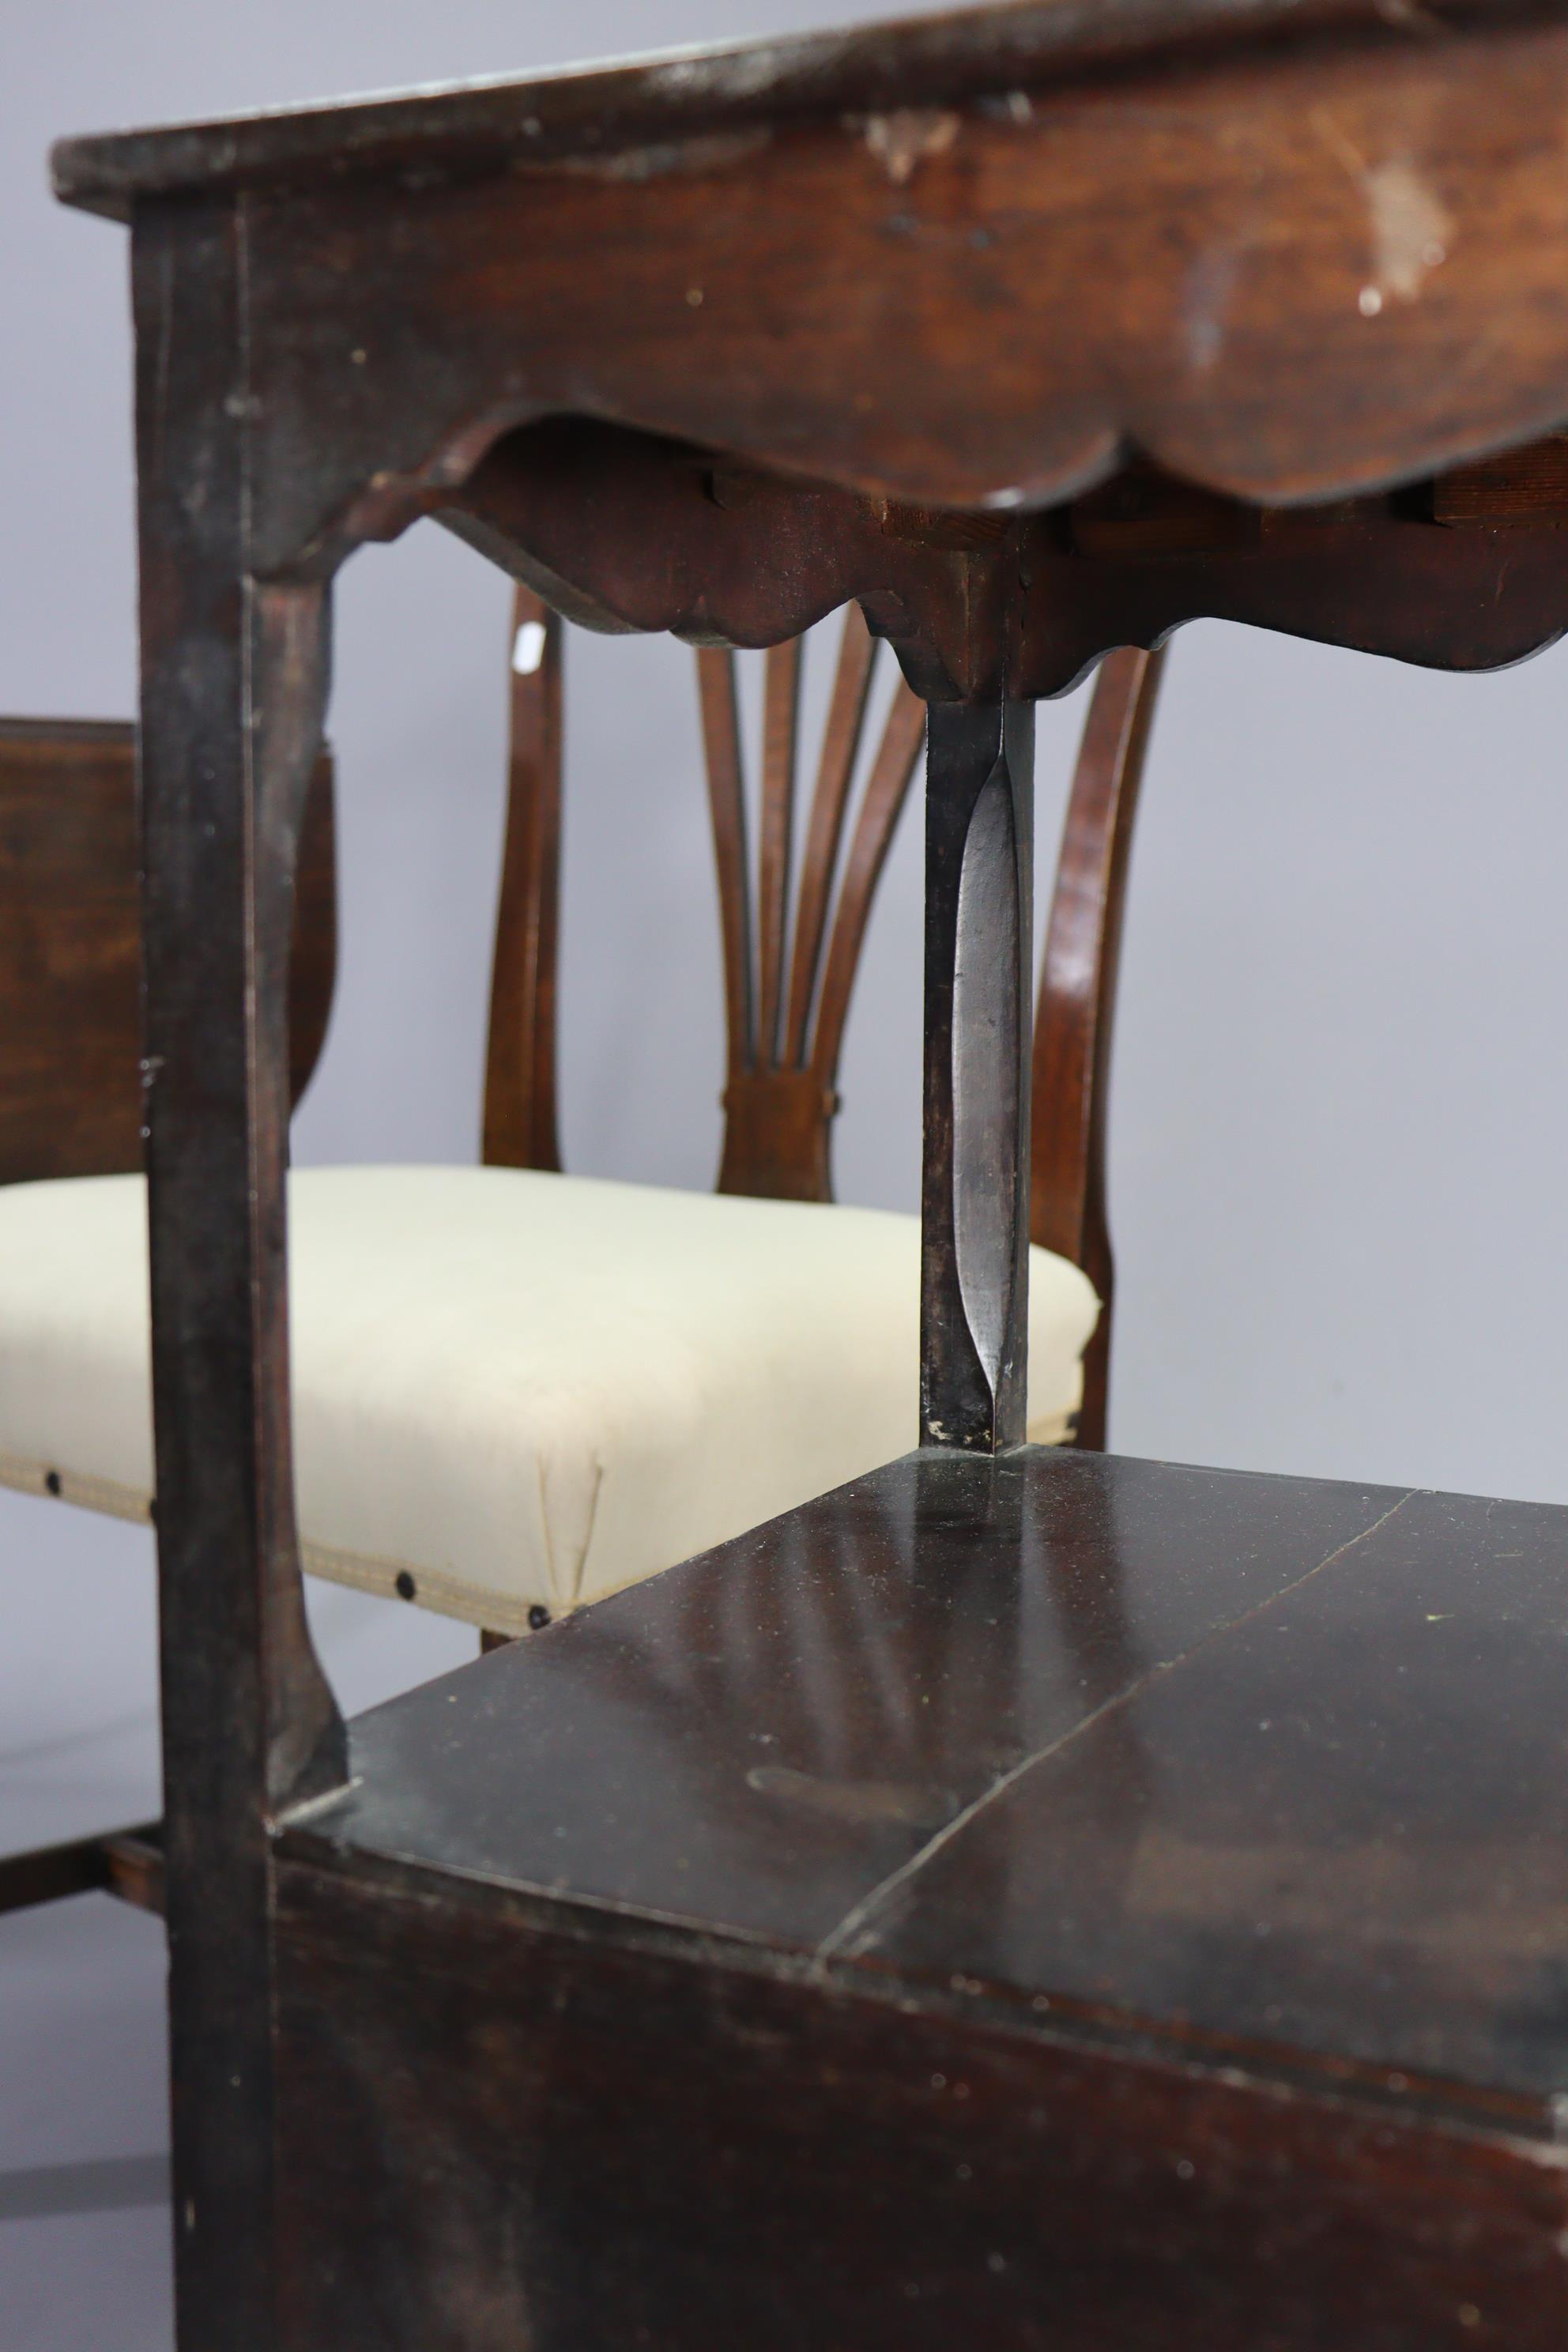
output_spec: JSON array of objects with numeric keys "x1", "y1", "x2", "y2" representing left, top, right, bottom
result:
[
  {"x1": 699, "y1": 606, "x2": 927, "y2": 1202},
  {"x1": 481, "y1": 586, "x2": 1163, "y2": 1442}
]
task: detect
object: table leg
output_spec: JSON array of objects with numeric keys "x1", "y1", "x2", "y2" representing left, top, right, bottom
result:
[
  {"x1": 921, "y1": 698, "x2": 1035, "y2": 1454},
  {"x1": 134, "y1": 193, "x2": 345, "y2": 2352}
]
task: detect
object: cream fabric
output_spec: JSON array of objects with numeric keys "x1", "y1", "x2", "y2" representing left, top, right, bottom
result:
[{"x1": 0, "y1": 1166, "x2": 1099, "y2": 1634}]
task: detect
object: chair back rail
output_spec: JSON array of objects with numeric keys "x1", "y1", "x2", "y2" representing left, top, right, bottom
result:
[
  {"x1": 483, "y1": 591, "x2": 1163, "y2": 1441},
  {"x1": 0, "y1": 718, "x2": 335, "y2": 1189}
]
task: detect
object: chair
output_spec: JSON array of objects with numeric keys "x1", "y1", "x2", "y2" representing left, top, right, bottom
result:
[{"x1": 0, "y1": 611, "x2": 1161, "y2": 1919}]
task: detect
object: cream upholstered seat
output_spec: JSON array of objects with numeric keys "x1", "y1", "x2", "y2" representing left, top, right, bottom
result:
[{"x1": 0, "y1": 1165, "x2": 1099, "y2": 1636}]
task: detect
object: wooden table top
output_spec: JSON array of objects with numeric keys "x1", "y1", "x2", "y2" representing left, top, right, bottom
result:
[
  {"x1": 55, "y1": 0, "x2": 1568, "y2": 695},
  {"x1": 51, "y1": 0, "x2": 1506, "y2": 220},
  {"x1": 288, "y1": 1446, "x2": 1568, "y2": 2135}
]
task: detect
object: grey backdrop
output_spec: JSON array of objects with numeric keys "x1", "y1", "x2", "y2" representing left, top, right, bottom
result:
[{"x1": 6, "y1": 4, "x2": 1568, "y2": 2344}]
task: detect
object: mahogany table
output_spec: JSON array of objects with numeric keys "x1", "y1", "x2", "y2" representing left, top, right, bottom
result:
[{"x1": 51, "y1": 3, "x2": 1568, "y2": 2344}]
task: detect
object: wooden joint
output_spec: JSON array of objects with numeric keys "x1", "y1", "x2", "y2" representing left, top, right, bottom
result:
[
  {"x1": 877, "y1": 499, "x2": 1014, "y2": 552},
  {"x1": 103, "y1": 1826, "x2": 167, "y2": 1916},
  {"x1": 0, "y1": 1819, "x2": 164, "y2": 1917}
]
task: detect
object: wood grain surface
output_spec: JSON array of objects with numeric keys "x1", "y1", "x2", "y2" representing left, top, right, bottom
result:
[
  {"x1": 0, "y1": 720, "x2": 334, "y2": 1188},
  {"x1": 275, "y1": 1446, "x2": 1568, "y2": 2346}
]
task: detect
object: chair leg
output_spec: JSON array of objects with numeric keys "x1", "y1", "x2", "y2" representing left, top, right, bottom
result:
[{"x1": 0, "y1": 1820, "x2": 164, "y2": 1917}]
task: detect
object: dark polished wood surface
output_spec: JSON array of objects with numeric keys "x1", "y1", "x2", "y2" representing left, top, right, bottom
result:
[
  {"x1": 273, "y1": 1846, "x2": 1568, "y2": 2352},
  {"x1": 274, "y1": 1447, "x2": 1568, "y2": 2347},
  {"x1": 0, "y1": 721, "x2": 334, "y2": 1188},
  {"x1": 287, "y1": 1446, "x2": 1568, "y2": 2121},
  {"x1": 58, "y1": 5, "x2": 1568, "y2": 697}
]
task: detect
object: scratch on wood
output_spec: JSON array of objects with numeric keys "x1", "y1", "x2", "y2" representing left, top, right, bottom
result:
[
  {"x1": 816, "y1": 1489, "x2": 1419, "y2": 1962},
  {"x1": 1311, "y1": 113, "x2": 1452, "y2": 306},
  {"x1": 861, "y1": 108, "x2": 960, "y2": 185},
  {"x1": 546, "y1": 127, "x2": 772, "y2": 183},
  {"x1": 1366, "y1": 158, "x2": 1451, "y2": 301}
]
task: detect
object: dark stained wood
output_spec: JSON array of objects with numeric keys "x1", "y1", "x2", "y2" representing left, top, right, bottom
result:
[
  {"x1": 295, "y1": 1451, "x2": 1402, "y2": 1949},
  {"x1": 276, "y1": 1851, "x2": 1568, "y2": 2351},
  {"x1": 70, "y1": 9, "x2": 1568, "y2": 2344},
  {"x1": 0, "y1": 714, "x2": 334, "y2": 1939},
  {"x1": 922, "y1": 700, "x2": 1035, "y2": 1453},
  {"x1": 0, "y1": 719, "x2": 335, "y2": 1189},
  {"x1": 703, "y1": 611, "x2": 926, "y2": 1201},
  {"x1": 696, "y1": 643, "x2": 756, "y2": 1091},
  {"x1": 55, "y1": 0, "x2": 1520, "y2": 220},
  {"x1": 874, "y1": 1483, "x2": 1568, "y2": 2103},
  {"x1": 785, "y1": 605, "x2": 876, "y2": 1064},
  {"x1": 100, "y1": 1826, "x2": 168, "y2": 1917},
  {"x1": 1015, "y1": 485, "x2": 1568, "y2": 695},
  {"x1": 1068, "y1": 468, "x2": 1262, "y2": 560},
  {"x1": 481, "y1": 585, "x2": 563, "y2": 1171},
  {"x1": 272, "y1": 1448, "x2": 1568, "y2": 2346},
  {"x1": 1031, "y1": 647, "x2": 1167, "y2": 1449},
  {"x1": 60, "y1": 9, "x2": 1568, "y2": 584},
  {"x1": 756, "y1": 639, "x2": 802, "y2": 1069},
  {"x1": 0, "y1": 1819, "x2": 163, "y2": 1915},
  {"x1": 447, "y1": 417, "x2": 1034, "y2": 703},
  {"x1": 808, "y1": 676, "x2": 928, "y2": 1082},
  {"x1": 133, "y1": 194, "x2": 345, "y2": 2351},
  {"x1": 1431, "y1": 432, "x2": 1568, "y2": 524},
  {"x1": 448, "y1": 418, "x2": 1568, "y2": 703}
]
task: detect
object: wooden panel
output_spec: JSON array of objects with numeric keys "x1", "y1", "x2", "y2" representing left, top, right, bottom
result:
[
  {"x1": 481, "y1": 584, "x2": 563, "y2": 1170},
  {"x1": 273, "y1": 1439, "x2": 1568, "y2": 2342},
  {"x1": 0, "y1": 718, "x2": 335, "y2": 1187},
  {"x1": 293, "y1": 1446, "x2": 1568, "y2": 2117},
  {"x1": 273, "y1": 1839, "x2": 1568, "y2": 2351},
  {"x1": 447, "y1": 416, "x2": 1568, "y2": 705}
]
